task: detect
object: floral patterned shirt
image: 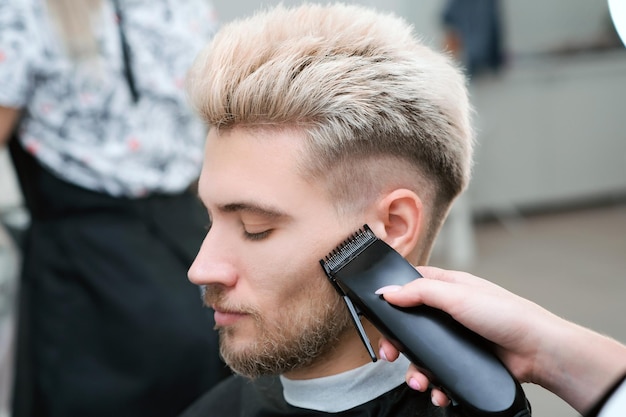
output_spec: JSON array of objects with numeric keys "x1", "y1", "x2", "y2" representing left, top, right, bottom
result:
[{"x1": 0, "y1": 0, "x2": 218, "y2": 197}]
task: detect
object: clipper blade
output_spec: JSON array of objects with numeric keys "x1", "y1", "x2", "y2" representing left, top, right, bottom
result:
[{"x1": 322, "y1": 225, "x2": 377, "y2": 273}]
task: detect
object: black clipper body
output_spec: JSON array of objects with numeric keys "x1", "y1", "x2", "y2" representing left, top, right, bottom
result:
[{"x1": 320, "y1": 225, "x2": 530, "y2": 417}]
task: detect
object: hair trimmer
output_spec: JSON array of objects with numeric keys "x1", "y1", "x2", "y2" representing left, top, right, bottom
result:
[{"x1": 320, "y1": 225, "x2": 531, "y2": 417}]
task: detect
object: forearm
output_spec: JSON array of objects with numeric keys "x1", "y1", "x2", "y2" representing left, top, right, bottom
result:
[
  {"x1": 535, "y1": 318, "x2": 626, "y2": 414},
  {"x1": 0, "y1": 106, "x2": 21, "y2": 147}
]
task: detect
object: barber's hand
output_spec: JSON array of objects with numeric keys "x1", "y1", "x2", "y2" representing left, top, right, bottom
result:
[
  {"x1": 376, "y1": 266, "x2": 554, "y2": 407},
  {"x1": 377, "y1": 266, "x2": 626, "y2": 413}
]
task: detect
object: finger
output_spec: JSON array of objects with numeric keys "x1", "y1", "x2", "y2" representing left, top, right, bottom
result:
[
  {"x1": 406, "y1": 373, "x2": 430, "y2": 393},
  {"x1": 374, "y1": 267, "x2": 492, "y2": 304},
  {"x1": 378, "y1": 338, "x2": 401, "y2": 362},
  {"x1": 404, "y1": 363, "x2": 430, "y2": 392},
  {"x1": 414, "y1": 266, "x2": 467, "y2": 283},
  {"x1": 417, "y1": 266, "x2": 493, "y2": 289},
  {"x1": 380, "y1": 267, "x2": 507, "y2": 313},
  {"x1": 379, "y1": 278, "x2": 468, "y2": 312},
  {"x1": 405, "y1": 361, "x2": 452, "y2": 406},
  {"x1": 431, "y1": 388, "x2": 451, "y2": 407}
]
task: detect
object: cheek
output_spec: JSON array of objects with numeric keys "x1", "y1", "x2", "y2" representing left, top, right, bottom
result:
[
  {"x1": 261, "y1": 251, "x2": 332, "y2": 312},
  {"x1": 252, "y1": 231, "x2": 325, "y2": 285},
  {"x1": 244, "y1": 226, "x2": 345, "y2": 312}
]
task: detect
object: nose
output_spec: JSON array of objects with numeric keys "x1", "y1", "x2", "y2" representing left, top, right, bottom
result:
[{"x1": 188, "y1": 230, "x2": 238, "y2": 287}]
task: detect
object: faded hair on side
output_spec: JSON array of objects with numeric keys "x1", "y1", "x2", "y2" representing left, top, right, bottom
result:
[{"x1": 187, "y1": 3, "x2": 474, "y2": 250}]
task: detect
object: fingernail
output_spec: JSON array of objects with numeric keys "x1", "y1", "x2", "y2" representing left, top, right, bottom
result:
[
  {"x1": 375, "y1": 285, "x2": 402, "y2": 295},
  {"x1": 408, "y1": 377, "x2": 421, "y2": 391},
  {"x1": 432, "y1": 395, "x2": 440, "y2": 407},
  {"x1": 378, "y1": 347, "x2": 388, "y2": 361}
]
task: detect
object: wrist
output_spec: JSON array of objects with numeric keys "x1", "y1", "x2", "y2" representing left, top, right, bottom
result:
[{"x1": 535, "y1": 319, "x2": 626, "y2": 413}]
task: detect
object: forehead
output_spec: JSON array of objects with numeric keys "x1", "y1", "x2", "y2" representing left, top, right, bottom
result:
[
  {"x1": 202, "y1": 126, "x2": 301, "y2": 175},
  {"x1": 199, "y1": 127, "x2": 320, "y2": 209}
]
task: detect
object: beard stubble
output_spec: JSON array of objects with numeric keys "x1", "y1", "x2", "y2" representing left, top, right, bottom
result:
[{"x1": 204, "y1": 283, "x2": 354, "y2": 378}]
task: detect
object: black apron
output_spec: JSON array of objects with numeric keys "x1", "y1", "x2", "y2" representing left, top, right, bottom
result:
[{"x1": 9, "y1": 140, "x2": 230, "y2": 417}]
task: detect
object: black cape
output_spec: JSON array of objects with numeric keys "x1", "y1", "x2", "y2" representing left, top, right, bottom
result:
[{"x1": 179, "y1": 375, "x2": 467, "y2": 417}]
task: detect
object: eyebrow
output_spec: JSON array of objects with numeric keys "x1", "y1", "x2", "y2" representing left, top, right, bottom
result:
[{"x1": 218, "y1": 202, "x2": 289, "y2": 219}]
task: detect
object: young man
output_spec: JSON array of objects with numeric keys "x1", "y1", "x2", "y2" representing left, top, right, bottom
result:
[{"x1": 182, "y1": 3, "x2": 474, "y2": 416}]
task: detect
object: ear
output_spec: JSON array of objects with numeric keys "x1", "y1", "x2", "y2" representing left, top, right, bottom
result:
[{"x1": 368, "y1": 189, "x2": 423, "y2": 257}]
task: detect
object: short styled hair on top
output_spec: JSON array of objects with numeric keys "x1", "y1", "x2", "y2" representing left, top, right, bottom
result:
[{"x1": 187, "y1": 3, "x2": 474, "y2": 253}]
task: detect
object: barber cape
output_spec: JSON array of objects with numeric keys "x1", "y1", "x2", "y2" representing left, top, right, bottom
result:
[{"x1": 179, "y1": 356, "x2": 465, "y2": 417}]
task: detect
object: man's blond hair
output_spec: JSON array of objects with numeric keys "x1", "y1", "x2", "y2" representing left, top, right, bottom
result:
[{"x1": 187, "y1": 3, "x2": 474, "y2": 255}]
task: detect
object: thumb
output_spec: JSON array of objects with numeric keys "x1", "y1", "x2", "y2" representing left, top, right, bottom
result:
[{"x1": 377, "y1": 276, "x2": 467, "y2": 313}]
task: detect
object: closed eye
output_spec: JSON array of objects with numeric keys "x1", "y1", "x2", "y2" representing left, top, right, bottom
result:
[{"x1": 243, "y1": 229, "x2": 272, "y2": 241}]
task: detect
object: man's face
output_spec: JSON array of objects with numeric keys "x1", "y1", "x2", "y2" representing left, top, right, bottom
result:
[{"x1": 188, "y1": 127, "x2": 356, "y2": 378}]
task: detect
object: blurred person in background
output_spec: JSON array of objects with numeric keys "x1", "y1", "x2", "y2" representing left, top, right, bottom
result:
[
  {"x1": 441, "y1": 0, "x2": 505, "y2": 80},
  {"x1": 0, "y1": 1, "x2": 230, "y2": 416}
]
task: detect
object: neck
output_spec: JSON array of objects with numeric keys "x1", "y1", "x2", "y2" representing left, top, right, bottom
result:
[{"x1": 283, "y1": 320, "x2": 381, "y2": 380}]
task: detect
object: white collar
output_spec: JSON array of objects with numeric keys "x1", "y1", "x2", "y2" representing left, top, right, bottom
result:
[
  {"x1": 279, "y1": 355, "x2": 410, "y2": 412},
  {"x1": 599, "y1": 378, "x2": 626, "y2": 417}
]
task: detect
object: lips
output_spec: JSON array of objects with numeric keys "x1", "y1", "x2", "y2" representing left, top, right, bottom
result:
[{"x1": 212, "y1": 305, "x2": 247, "y2": 326}]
